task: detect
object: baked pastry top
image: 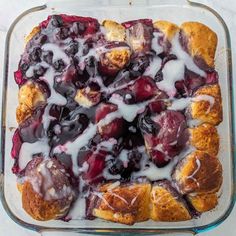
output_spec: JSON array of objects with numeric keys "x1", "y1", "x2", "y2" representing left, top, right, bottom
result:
[{"x1": 11, "y1": 15, "x2": 223, "y2": 224}]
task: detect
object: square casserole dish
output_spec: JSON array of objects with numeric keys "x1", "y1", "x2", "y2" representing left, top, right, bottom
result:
[{"x1": 0, "y1": 0, "x2": 235, "y2": 235}]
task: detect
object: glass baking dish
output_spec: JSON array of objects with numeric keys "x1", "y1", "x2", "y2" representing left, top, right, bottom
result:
[{"x1": 0, "y1": 0, "x2": 235, "y2": 235}]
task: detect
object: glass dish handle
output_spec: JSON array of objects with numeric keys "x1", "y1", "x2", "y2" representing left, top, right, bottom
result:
[
  {"x1": 45, "y1": 0, "x2": 192, "y2": 9},
  {"x1": 40, "y1": 230, "x2": 197, "y2": 235},
  {"x1": 0, "y1": 29, "x2": 7, "y2": 192}
]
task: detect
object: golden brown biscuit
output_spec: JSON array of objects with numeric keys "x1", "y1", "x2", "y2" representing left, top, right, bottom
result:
[
  {"x1": 172, "y1": 151, "x2": 222, "y2": 194},
  {"x1": 187, "y1": 193, "x2": 218, "y2": 213},
  {"x1": 16, "y1": 81, "x2": 47, "y2": 123},
  {"x1": 190, "y1": 84, "x2": 222, "y2": 126},
  {"x1": 21, "y1": 157, "x2": 74, "y2": 221},
  {"x1": 93, "y1": 183, "x2": 151, "y2": 225},
  {"x1": 153, "y1": 20, "x2": 179, "y2": 40},
  {"x1": 25, "y1": 26, "x2": 41, "y2": 44},
  {"x1": 102, "y1": 20, "x2": 126, "y2": 42},
  {"x1": 150, "y1": 181, "x2": 191, "y2": 221},
  {"x1": 189, "y1": 123, "x2": 219, "y2": 156},
  {"x1": 99, "y1": 47, "x2": 131, "y2": 75},
  {"x1": 22, "y1": 181, "x2": 71, "y2": 221},
  {"x1": 180, "y1": 22, "x2": 217, "y2": 68},
  {"x1": 74, "y1": 88, "x2": 101, "y2": 108}
]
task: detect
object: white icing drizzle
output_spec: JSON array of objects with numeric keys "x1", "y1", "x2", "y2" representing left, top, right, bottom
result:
[
  {"x1": 97, "y1": 111, "x2": 122, "y2": 127},
  {"x1": 132, "y1": 146, "x2": 194, "y2": 181},
  {"x1": 118, "y1": 149, "x2": 129, "y2": 168},
  {"x1": 151, "y1": 32, "x2": 164, "y2": 55},
  {"x1": 157, "y1": 59, "x2": 185, "y2": 97},
  {"x1": 42, "y1": 104, "x2": 56, "y2": 131},
  {"x1": 103, "y1": 166, "x2": 121, "y2": 180},
  {"x1": 186, "y1": 158, "x2": 201, "y2": 187},
  {"x1": 192, "y1": 94, "x2": 215, "y2": 113},
  {"x1": 53, "y1": 124, "x2": 97, "y2": 175},
  {"x1": 19, "y1": 139, "x2": 50, "y2": 170},
  {"x1": 168, "y1": 97, "x2": 191, "y2": 111},
  {"x1": 132, "y1": 157, "x2": 178, "y2": 181},
  {"x1": 95, "y1": 138, "x2": 117, "y2": 152},
  {"x1": 109, "y1": 94, "x2": 149, "y2": 122},
  {"x1": 43, "y1": 67, "x2": 67, "y2": 105},
  {"x1": 144, "y1": 56, "x2": 162, "y2": 78},
  {"x1": 25, "y1": 158, "x2": 73, "y2": 201},
  {"x1": 42, "y1": 43, "x2": 70, "y2": 64},
  {"x1": 171, "y1": 32, "x2": 206, "y2": 77},
  {"x1": 107, "y1": 181, "x2": 120, "y2": 191},
  {"x1": 67, "y1": 197, "x2": 86, "y2": 220},
  {"x1": 92, "y1": 191, "x2": 115, "y2": 210},
  {"x1": 168, "y1": 94, "x2": 215, "y2": 112},
  {"x1": 187, "y1": 119, "x2": 202, "y2": 128}
]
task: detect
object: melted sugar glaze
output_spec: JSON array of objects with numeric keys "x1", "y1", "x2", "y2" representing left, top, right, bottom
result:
[{"x1": 11, "y1": 15, "x2": 219, "y2": 220}]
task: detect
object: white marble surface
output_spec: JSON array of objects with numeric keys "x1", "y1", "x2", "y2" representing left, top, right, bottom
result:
[{"x1": 0, "y1": 0, "x2": 235, "y2": 235}]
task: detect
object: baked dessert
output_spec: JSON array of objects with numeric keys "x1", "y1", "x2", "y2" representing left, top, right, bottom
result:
[{"x1": 11, "y1": 15, "x2": 223, "y2": 225}]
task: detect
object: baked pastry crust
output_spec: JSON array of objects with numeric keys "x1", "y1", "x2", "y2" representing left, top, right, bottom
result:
[
  {"x1": 153, "y1": 20, "x2": 179, "y2": 40},
  {"x1": 187, "y1": 193, "x2": 218, "y2": 213},
  {"x1": 173, "y1": 151, "x2": 222, "y2": 194},
  {"x1": 21, "y1": 157, "x2": 74, "y2": 221},
  {"x1": 189, "y1": 123, "x2": 219, "y2": 156},
  {"x1": 22, "y1": 181, "x2": 70, "y2": 221},
  {"x1": 25, "y1": 26, "x2": 41, "y2": 44},
  {"x1": 99, "y1": 47, "x2": 131, "y2": 75},
  {"x1": 190, "y1": 84, "x2": 222, "y2": 126},
  {"x1": 16, "y1": 81, "x2": 46, "y2": 124},
  {"x1": 150, "y1": 182, "x2": 191, "y2": 221},
  {"x1": 93, "y1": 183, "x2": 151, "y2": 225},
  {"x1": 180, "y1": 22, "x2": 217, "y2": 68},
  {"x1": 102, "y1": 20, "x2": 126, "y2": 42}
]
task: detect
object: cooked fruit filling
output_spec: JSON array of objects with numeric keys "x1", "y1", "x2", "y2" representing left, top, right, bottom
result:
[{"x1": 12, "y1": 15, "x2": 222, "y2": 224}]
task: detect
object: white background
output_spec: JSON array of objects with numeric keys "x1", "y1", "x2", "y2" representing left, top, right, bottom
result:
[{"x1": 0, "y1": 0, "x2": 235, "y2": 235}]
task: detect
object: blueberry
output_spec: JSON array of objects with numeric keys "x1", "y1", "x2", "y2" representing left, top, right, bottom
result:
[
  {"x1": 39, "y1": 34, "x2": 48, "y2": 44},
  {"x1": 129, "y1": 56, "x2": 149, "y2": 77},
  {"x1": 139, "y1": 113, "x2": 160, "y2": 135},
  {"x1": 154, "y1": 70, "x2": 163, "y2": 82},
  {"x1": 82, "y1": 44, "x2": 89, "y2": 56},
  {"x1": 162, "y1": 54, "x2": 177, "y2": 65},
  {"x1": 82, "y1": 39, "x2": 93, "y2": 56},
  {"x1": 51, "y1": 15, "x2": 63, "y2": 27},
  {"x1": 53, "y1": 59, "x2": 66, "y2": 72},
  {"x1": 34, "y1": 65, "x2": 46, "y2": 77},
  {"x1": 127, "y1": 151, "x2": 142, "y2": 172},
  {"x1": 77, "y1": 22, "x2": 86, "y2": 35},
  {"x1": 30, "y1": 47, "x2": 42, "y2": 62},
  {"x1": 108, "y1": 159, "x2": 123, "y2": 175},
  {"x1": 42, "y1": 51, "x2": 53, "y2": 64},
  {"x1": 57, "y1": 27, "x2": 69, "y2": 40},
  {"x1": 123, "y1": 92, "x2": 135, "y2": 104},
  {"x1": 20, "y1": 62, "x2": 29, "y2": 72},
  {"x1": 49, "y1": 105, "x2": 70, "y2": 120},
  {"x1": 85, "y1": 56, "x2": 97, "y2": 77},
  {"x1": 65, "y1": 41, "x2": 79, "y2": 55}
]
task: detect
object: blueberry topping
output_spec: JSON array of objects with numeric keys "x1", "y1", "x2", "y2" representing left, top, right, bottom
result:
[
  {"x1": 57, "y1": 27, "x2": 70, "y2": 40},
  {"x1": 34, "y1": 65, "x2": 46, "y2": 77},
  {"x1": 53, "y1": 59, "x2": 66, "y2": 72},
  {"x1": 65, "y1": 41, "x2": 79, "y2": 55},
  {"x1": 20, "y1": 62, "x2": 29, "y2": 72},
  {"x1": 77, "y1": 22, "x2": 86, "y2": 35},
  {"x1": 85, "y1": 56, "x2": 97, "y2": 77},
  {"x1": 129, "y1": 56, "x2": 149, "y2": 77},
  {"x1": 154, "y1": 70, "x2": 163, "y2": 82},
  {"x1": 42, "y1": 51, "x2": 53, "y2": 64},
  {"x1": 51, "y1": 15, "x2": 63, "y2": 27},
  {"x1": 30, "y1": 47, "x2": 42, "y2": 62}
]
